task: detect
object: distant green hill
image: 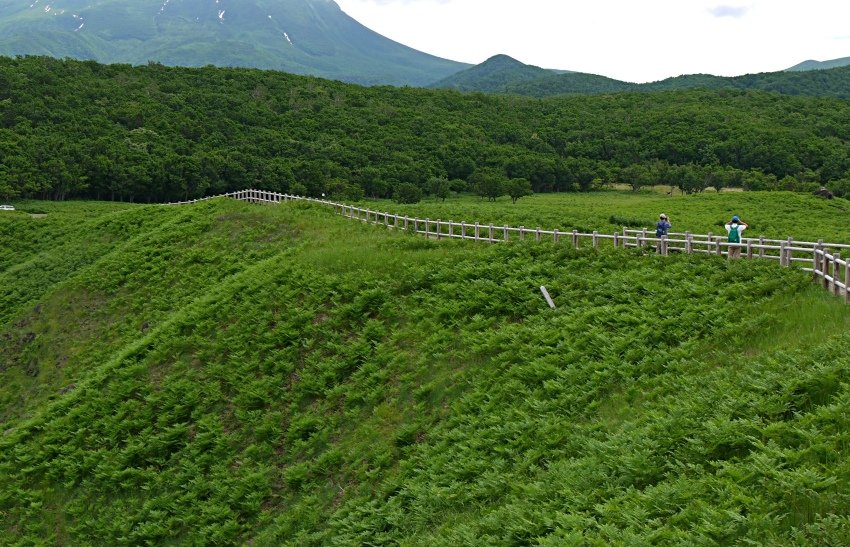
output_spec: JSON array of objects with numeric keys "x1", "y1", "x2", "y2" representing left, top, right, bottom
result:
[
  {"x1": 0, "y1": 0, "x2": 468, "y2": 86},
  {"x1": 786, "y1": 56, "x2": 850, "y2": 71},
  {"x1": 428, "y1": 54, "x2": 565, "y2": 92},
  {"x1": 432, "y1": 56, "x2": 850, "y2": 99}
]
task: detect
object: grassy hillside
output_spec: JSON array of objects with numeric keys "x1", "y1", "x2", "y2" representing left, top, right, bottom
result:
[
  {"x1": 362, "y1": 190, "x2": 850, "y2": 243},
  {"x1": 2, "y1": 195, "x2": 850, "y2": 544}
]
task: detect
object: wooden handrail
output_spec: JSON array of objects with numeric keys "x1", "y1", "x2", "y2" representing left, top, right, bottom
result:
[{"x1": 165, "y1": 189, "x2": 850, "y2": 304}]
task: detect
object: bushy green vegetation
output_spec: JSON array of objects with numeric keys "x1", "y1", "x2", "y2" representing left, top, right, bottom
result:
[
  {"x1": 4, "y1": 56, "x2": 850, "y2": 204},
  {"x1": 363, "y1": 190, "x2": 850, "y2": 243},
  {"x1": 2, "y1": 196, "x2": 850, "y2": 544}
]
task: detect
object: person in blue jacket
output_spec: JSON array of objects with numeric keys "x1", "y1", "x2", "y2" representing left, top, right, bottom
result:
[
  {"x1": 655, "y1": 213, "x2": 671, "y2": 237},
  {"x1": 655, "y1": 213, "x2": 671, "y2": 253}
]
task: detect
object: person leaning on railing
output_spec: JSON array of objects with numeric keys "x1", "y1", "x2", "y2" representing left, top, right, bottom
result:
[
  {"x1": 724, "y1": 215, "x2": 748, "y2": 259},
  {"x1": 655, "y1": 213, "x2": 671, "y2": 253}
]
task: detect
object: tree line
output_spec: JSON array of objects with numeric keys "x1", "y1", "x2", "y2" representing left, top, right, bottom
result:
[{"x1": 2, "y1": 55, "x2": 850, "y2": 203}]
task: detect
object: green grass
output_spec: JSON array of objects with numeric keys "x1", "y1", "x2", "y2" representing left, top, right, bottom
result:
[
  {"x1": 361, "y1": 189, "x2": 850, "y2": 243},
  {"x1": 1, "y1": 194, "x2": 850, "y2": 544}
]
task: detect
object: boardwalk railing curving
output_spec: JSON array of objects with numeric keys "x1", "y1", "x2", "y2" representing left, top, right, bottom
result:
[{"x1": 166, "y1": 189, "x2": 850, "y2": 304}]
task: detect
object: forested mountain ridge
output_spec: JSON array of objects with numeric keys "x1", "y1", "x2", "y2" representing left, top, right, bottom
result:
[
  {"x1": 0, "y1": 0, "x2": 467, "y2": 86},
  {"x1": 427, "y1": 54, "x2": 567, "y2": 93},
  {"x1": 3, "y1": 55, "x2": 850, "y2": 204},
  {"x1": 432, "y1": 56, "x2": 850, "y2": 99},
  {"x1": 786, "y1": 56, "x2": 850, "y2": 72}
]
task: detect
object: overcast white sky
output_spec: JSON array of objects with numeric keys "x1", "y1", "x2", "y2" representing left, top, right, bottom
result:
[{"x1": 332, "y1": 0, "x2": 850, "y2": 83}]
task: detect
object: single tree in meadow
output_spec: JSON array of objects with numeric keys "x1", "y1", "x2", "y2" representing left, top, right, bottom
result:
[
  {"x1": 470, "y1": 167, "x2": 506, "y2": 202},
  {"x1": 505, "y1": 178, "x2": 533, "y2": 203},
  {"x1": 427, "y1": 176, "x2": 451, "y2": 201}
]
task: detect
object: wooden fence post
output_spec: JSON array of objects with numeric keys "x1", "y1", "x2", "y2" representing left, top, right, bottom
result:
[
  {"x1": 461, "y1": 222, "x2": 467, "y2": 239},
  {"x1": 572, "y1": 229, "x2": 579, "y2": 248},
  {"x1": 661, "y1": 235, "x2": 668, "y2": 256},
  {"x1": 787, "y1": 237, "x2": 794, "y2": 268},
  {"x1": 475, "y1": 222, "x2": 480, "y2": 241},
  {"x1": 759, "y1": 236, "x2": 765, "y2": 258},
  {"x1": 613, "y1": 232, "x2": 619, "y2": 248},
  {"x1": 845, "y1": 257, "x2": 850, "y2": 305},
  {"x1": 833, "y1": 253, "x2": 842, "y2": 296},
  {"x1": 553, "y1": 229, "x2": 559, "y2": 243},
  {"x1": 519, "y1": 226, "x2": 525, "y2": 241},
  {"x1": 436, "y1": 220, "x2": 442, "y2": 240},
  {"x1": 813, "y1": 247, "x2": 822, "y2": 281},
  {"x1": 536, "y1": 227, "x2": 541, "y2": 242},
  {"x1": 504, "y1": 225, "x2": 510, "y2": 241},
  {"x1": 686, "y1": 233, "x2": 693, "y2": 254},
  {"x1": 592, "y1": 231, "x2": 598, "y2": 248},
  {"x1": 780, "y1": 241, "x2": 787, "y2": 267},
  {"x1": 821, "y1": 249, "x2": 829, "y2": 290}
]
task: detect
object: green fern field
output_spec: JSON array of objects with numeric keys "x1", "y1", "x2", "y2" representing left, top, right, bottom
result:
[{"x1": 2, "y1": 193, "x2": 850, "y2": 544}]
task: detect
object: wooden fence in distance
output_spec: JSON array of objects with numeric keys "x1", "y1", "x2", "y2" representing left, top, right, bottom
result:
[{"x1": 165, "y1": 189, "x2": 849, "y2": 304}]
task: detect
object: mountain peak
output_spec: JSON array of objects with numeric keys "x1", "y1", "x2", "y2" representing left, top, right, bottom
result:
[
  {"x1": 481, "y1": 54, "x2": 525, "y2": 66},
  {"x1": 429, "y1": 54, "x2": 555, "y2": 92},
  {"x1": 0, "y1": 0, "x2": 469, "y2": 86}
]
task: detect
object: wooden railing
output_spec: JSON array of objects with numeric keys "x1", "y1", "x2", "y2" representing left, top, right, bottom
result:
[
  {"x1": 166, "y1": 189, "x2": 850, "y2": 303},
  {"x1": 814, "y1": 249, "x2": 850, "y2": 304}
]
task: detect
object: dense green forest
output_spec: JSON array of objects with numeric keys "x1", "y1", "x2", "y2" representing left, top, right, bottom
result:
[
  {"x1": 2, "y1": 196, "x2": 850, "y2": 544},
  {"x1": 3, "y1": 56, "x2": 850, "y2": 204}
]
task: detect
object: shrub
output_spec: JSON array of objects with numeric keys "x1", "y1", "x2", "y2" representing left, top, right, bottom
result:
[{"x1": 393, "y1": 183, "x2": 422, "y2": 204}]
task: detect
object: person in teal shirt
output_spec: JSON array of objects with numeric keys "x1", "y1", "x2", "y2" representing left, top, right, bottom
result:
[{"x1": 724, "y1": 215, "x2": 748, "y2": 259}]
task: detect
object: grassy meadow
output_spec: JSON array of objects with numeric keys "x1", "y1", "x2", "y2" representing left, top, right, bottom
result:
[
  {"x1": 362, "y1": 189, "x2": 850, "y2": 243},
  {"x1": 1, "y1": 191, "x2": 850, "y2": 544}
]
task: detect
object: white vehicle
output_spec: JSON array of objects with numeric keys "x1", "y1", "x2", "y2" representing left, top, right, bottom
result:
[{"x1": 0, "y1": 204, "x2": 14, "y2": 211}]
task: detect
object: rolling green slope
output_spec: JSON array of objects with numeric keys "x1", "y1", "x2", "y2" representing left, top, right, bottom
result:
[{"x1": 2, "y1": 198, "x2": 850, "y2": 544}]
